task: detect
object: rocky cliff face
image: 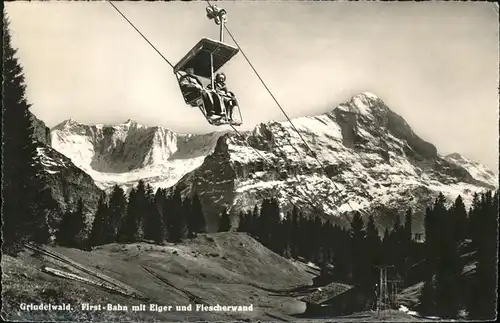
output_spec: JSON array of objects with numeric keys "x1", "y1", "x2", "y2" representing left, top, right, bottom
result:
[
  {"x1": 30, "y1": 112, "x2": 51, "y2": 146},
  {"x1": 51, "y1": 119, "x2": 225, "y2": 193},
  {"x1": 174, "y1": 93, "x2": 496, "y2": 232},
  {"x1": 50, "y1": 93, "x2": 497, "y2": 233},
  {"x1": 30, "y1": 114, "x2": 104, "y2": 232},
  {"x1": 37, "y1": 145, "x2": 104, "y2": 226}
]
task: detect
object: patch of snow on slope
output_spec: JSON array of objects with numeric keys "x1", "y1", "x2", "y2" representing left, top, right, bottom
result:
[
  {"x1": 51, "y1": 133, "x2": 94, "y2": 170},
  {"x1": 361, "y1": 92, "x2": 379, "y2": 100},
  {"x1": 51, "y1": 122, "x2": 223, "y2": 192},
  {"x1": 235, "y1": 180, "x2": 283, "y2": 193},
  {"x1": 444, "y1": 153, "x2": 497, "y2": 187},
  {"x1": 291, "y1": 115, "x2": 343, "y2": 140},
  {"x1": 37, "y1": 147, "x2": 67, "y2": 172},
  {"x1": 352, "y1": 96, "x2": 372, "y2": 116},
  {"x1": 228, "y1": 144, "x2": 272, "y2": 164},
  {"x1": 88, "y1": 156, "x2": 208, "y2": 192}
]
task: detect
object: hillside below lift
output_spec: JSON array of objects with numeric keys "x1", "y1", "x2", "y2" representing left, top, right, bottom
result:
[{"x1": 174, "y1": 4, "x2": 242, "y2": 126}]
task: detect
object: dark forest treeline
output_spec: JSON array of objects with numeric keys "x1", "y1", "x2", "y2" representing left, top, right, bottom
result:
[
  {"x1": 237, "y1": 198, "x2": 419, "y2": 287},
  {"x1": 418, "y1": 191, "x2": 498, "y2": 320},
  {"x1": 2, "y1": 10, "x2": 497, "y2": 319},
  {"x1": 236, "y1": 192, "x2": 498, "y2": 320},
  {"x1": 2, "y1": 12, "x2": 53, "y2": 253},
  {"x1": 80, "y1": 181, "x2": 207, "y2": 247}
]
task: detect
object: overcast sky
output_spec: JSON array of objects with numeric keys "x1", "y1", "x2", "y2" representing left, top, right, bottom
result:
[{"x1": 5, "y1": 1, "x2": 499, "y2": 171}]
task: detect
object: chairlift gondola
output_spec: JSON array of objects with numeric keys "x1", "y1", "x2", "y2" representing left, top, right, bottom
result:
[{"x1": 174, "y1": 4, "x2": 242, "y2": 126}]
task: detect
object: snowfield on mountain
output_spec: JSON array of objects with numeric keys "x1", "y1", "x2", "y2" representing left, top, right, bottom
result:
[{"x1": 49, "y1": 92, "x2": 496, "y2": 231}]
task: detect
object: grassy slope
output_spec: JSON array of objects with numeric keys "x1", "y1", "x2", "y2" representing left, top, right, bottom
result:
[
  {"x1": 2, "y1": 232, "x2": 427, "y2": 322},
  {"x1": 2, "y1": 232, "x2": 313, "y2": 322}
]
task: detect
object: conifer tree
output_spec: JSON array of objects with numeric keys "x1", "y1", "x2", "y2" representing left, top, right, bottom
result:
[
  {"x1": 145, "y1": 183, "x2": 155, "y2": 202},
  {"x1": 237, "y1": 212, "x2": 248, "y2": 232},
  {"x1": 249, "y1": 205, "x2": 260, "y2": 237},
  {"x1": 365, "y1": 215, "x2": 381, "y2": 285},
  {"x1": 190, "y1": 194, "x2": 207, "y2": 234},
  {"x1": 290, "y1": 205, "x2": 300, "y2": 258},
  {"x1": 382, "y1": 228, "x2": 390, "y2": 245},
  {"x1": 366, "y1": 215, "x2": 380, "y2": 247},
  {"x1": 349, "y1": 212, "x2": 366, "y2": 284},
  {"x1": 258, "y1": 199, "x2": 271, "y2": 245},
  {"x1": 56, "y1": 198, "x2": 86, "y2": 248},
  {"x1": 73, "y1": 198, "x2": 87, "y2": 247},
  {"x1": 267, "y1": 198, "x2": 282, "y2": 253},
  {"x1": 435, "y1": 203, "x2": 462, "y2": 318},
  {"x1": 468, "y1": 192, "x2": 482, "y2": 246},
  {"x1": 168, "y1": 187, "x2": 187, "y2": 242},
  {"x1": 218, "y1": 208, "x2": 231, "y2": 232},
  {"x1": 118, "y1": 188, "x2": 139, "y2": 243},
  {"x1": 140, "y1": 187, "x2": 163, "y2": 244},
  {"x1": 2, "y1": 12, "x2": 52, "y2": 251},
  {"x1": 89, "y1": 195, "x2": 109, "y2": 246},
  {"x1": 404, "y1": 207, "x2": 413, "y2": 243},
  {"x1": 307, "y1": 217, "x2": 320, "y2": 262},
  {"x1": 145, "y1": 206, "x2": 164, "y2": 244},
  {"x1": 467, "y1": 191, "x2": 498, "y2": 320},
  {"x1": 56, "y1": 209, "x2": 73, "y2": 247},
  {"x1": 419, "y1": 279, "x2": 437, "y2": 315},
  {"x1": 333, "y1": 228, "x2": 352, "y2": 281},
  {"x1": 392, "y1": 213, "x2": 402, "y2": 238},
  {"x1": 450, "y1": 195, "x2": 468, "y2": 243},
  {"x1": 158, "y1": 188, "x2": 172, "y2": 241},
  {"x1": 106, "y1": 185, "x2": 127, "y2": 243},
  {"x1": 181, "y1": 196, "x2": 194, "y2": 237},
  {"x1": 421, "y1": 193, "x2": 464, "y2": 318},
  {"x1": 281, "y1": 212, "x2": 293, "y2": 258},
  {"x1": 134, "y1": 180, "x2": 149, "y2": 240},
  {"x1": 390, "y1": 214, "x2": 406, "y2": 278}
]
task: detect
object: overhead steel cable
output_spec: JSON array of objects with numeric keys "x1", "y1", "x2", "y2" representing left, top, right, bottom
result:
[
  {"x1": 220, "y1": 23, "x2": 357, "y2": 213},
  {"x1": 107, "y1": 0, "x2": 325, "y2": 217},
  {"x1": 108, "y1": 1, "x2": 175, "y2": 69},
  {"x1": 228, "y1": 124, "x2": 326, "y2": 216},
  {"x1": 107, "y1": 0, "x2": 359, "y2": 218}
]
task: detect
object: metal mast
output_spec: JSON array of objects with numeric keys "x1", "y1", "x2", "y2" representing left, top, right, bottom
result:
[
  {"x1": 206, "y1": 4, "x2": 228, "y2": 42},
  {"x1": 376, "y1": 265, "x2": 393, "y2": 318},
  {"x1": 206, "y1": 4, "x2": 228, "y2": 89}
]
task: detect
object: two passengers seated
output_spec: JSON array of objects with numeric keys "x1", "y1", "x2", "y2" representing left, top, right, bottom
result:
[{"x1": 178, "y1": 68, "x2": 238, "y2": 122}]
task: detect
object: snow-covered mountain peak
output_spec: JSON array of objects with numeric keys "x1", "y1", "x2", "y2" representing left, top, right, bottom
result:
[
  {"x1": 331, "y1": 92, "x2": 388, "y2": 120},
  {"x1": 446, "y1": 152, "x2": 468, "y2": 162},
  {"x1": 359, "y1": 92, "x2": 381, "y2": 100},
  {"x1": 52, "y1": 118, "x2": 83, "y2": 131},
  {"x1": 116, "y1": 119, "x2": 148, "y2": 130},
  {"x1": 51, "y1": 118, "x2": 225, "y2": 192},
  {"x1": 122, "y1": 119, "x2": 136, "y2": 125},
  {"x1": 48, "y1": 93, "x2": 496, "y2": 232},
  {"x1": 444, "y1": 153, "x2": 497, "y2": 188}
]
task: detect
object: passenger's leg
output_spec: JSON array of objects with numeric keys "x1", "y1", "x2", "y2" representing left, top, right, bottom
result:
[
  {"x1": 222, "y1": 96, "x2": 233, "y2": 120},
  {"x1": 207, "y1": 91, "x2": 222, "y2": 120},
  {"x1": 228, "y1": 94, "x2": 238, "y2": 121},
  {"x1": 201, "y1": 91, "x2": 214, "y2": 115},
  {"x1": 211, "y1": 91, "x2": 222, "y2": 115}
]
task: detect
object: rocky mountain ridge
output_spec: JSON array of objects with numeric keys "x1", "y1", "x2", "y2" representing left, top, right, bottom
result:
[
  {"x1": 29, "y1": 113, "x2": 104, "y2": 233},
  {"x1": 47, "y1": 93, "x2": 497, "y2": 232}
]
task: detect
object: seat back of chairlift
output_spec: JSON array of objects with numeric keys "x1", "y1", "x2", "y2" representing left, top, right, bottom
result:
[{"x1": 174, "y1": 38, "x2": 241, "y2": 126}]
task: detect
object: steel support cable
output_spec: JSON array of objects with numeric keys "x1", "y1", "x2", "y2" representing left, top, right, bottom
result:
[
  {"x1": 107, "y1": 0, "x2": 318, "y2": 214},
  {"x1": 108, "y1": 1, "x2": 175, "y2": 69},
  {"x1": 107, "y1": 0, "x2": 357, "y2": 218},
  {"x1": 222, "y1": 24, "x2": 356, "y2": 214},
  {"x1": 228, "y1": 124, "x2": 324, "y2": 216}
]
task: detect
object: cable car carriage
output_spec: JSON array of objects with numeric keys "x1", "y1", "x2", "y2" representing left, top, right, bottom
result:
[{"x1": 174, "y1": 4, "x2": 242, "y2": 126}]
